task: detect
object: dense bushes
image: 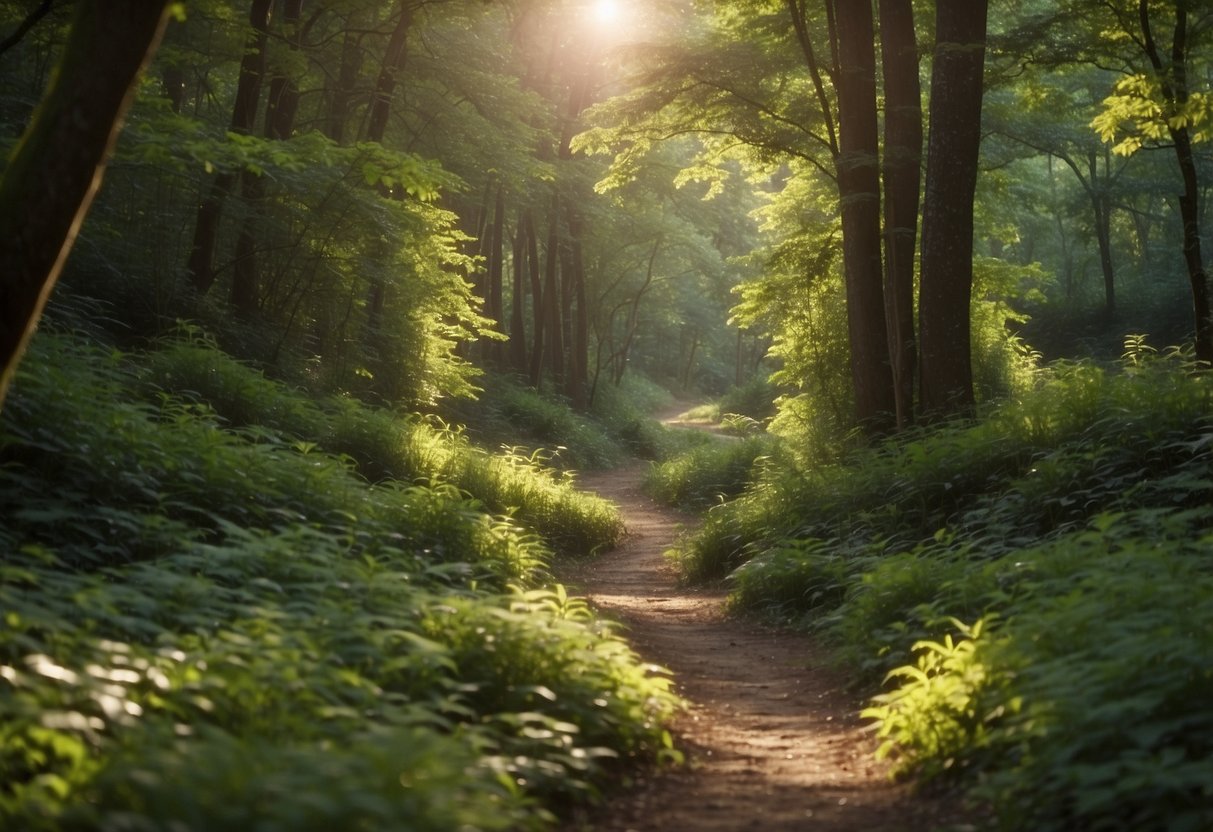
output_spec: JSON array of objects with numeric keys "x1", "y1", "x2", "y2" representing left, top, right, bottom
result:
[
  {"x1": 676, "y1": 344, "x2": 1213, "y2": 831},
  {"x1": 0, "y1": 334, "x2": 677, "y2": 831}
]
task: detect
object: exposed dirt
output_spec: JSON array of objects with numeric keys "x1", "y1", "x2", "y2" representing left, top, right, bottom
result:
[{"x1": 557, "y1": 422, "x2": 966, "y2": 832}]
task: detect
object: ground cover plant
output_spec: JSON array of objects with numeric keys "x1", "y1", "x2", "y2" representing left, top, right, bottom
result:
[
  {"x1": 144, "y1": 334, "x2": 622, "y2": 556},
  {"x1": 0, "y1": 333, "x2": 678, "y2": 831},
  {"x1": 674, "y1": 343, "x2": 1213, "y2": 831}
]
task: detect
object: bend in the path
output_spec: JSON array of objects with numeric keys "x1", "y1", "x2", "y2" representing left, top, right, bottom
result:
[{"x1": 559, "y1": 454, "x2": 961, "y2": 832}]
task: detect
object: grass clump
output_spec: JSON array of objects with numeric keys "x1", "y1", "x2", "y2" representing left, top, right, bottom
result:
[
  {"x1": 644, "y1": 435, "x2": 776, "y2": 510},
  {"x1": 0, "y1": 333, "x2": 677, "y2": 831},
  {"x1": 682, "y1": 341, "x2": 1213, "y2": 831}
]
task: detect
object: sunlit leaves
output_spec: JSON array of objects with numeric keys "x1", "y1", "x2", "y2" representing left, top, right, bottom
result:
[{"x1": 1093, "y1": 73, "x2": 1213, "y2": 155}]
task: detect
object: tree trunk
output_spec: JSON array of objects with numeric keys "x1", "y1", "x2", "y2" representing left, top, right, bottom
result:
[
  {"x1": 486, "y1": 182, "x2": 506, "y2": 365},
  {"x1": 326, "y1": 11, "x2": 364, "y2": 144},
  {"x1": 0, "y1": 0, "x2": 170, "y2": 408},
  {"x1": 878, "y1": 0, "x2": 921, "y2": 429},
  {"x1": 186, "y1": 0, "x2": 273, "y2": 296},
  {"x1": 509, "y1": 214, "x2": 528, "y2": 372},
  {"x1": 364, "y1": 1, "x2": 416, "y2": 336},
  {"x1": 918, "y1": 0, "x2": 987, "y2": 418},
  {"x1": 543, "y1": 198, "x2": 564, "y2": 386},
  {"x1": 834, "y1": 0, "x2": 895, "y2": 432},
  {"x1": 1087, "y1": 150, "x2": 1116, "y2": 316},
  {"x1": 1137, "y1": 0, "x2": 1212, "y2": 364},
  {"x1": 231, "y1": 0, "x2": 302, "y2": 318},
  {"x1": 526, "y1": 208, "x2": 546, "y2": 387}
]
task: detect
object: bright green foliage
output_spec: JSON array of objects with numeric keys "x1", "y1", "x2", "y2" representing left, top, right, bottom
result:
[
  {"x1": 143, "y1": 334, "x2": 622, "y2": 556},
  {"x1": 682, "y1": 343, "x2": 1213, "y2": 830},
  {"x1": 645, "y1": 436, "x2": 775, "y2": 510},
  {"x1": 0, "y1": 334, "x2": 677, "y2": 830}
]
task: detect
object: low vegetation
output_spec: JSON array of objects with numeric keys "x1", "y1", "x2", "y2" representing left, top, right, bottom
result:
[
  {"x1": 0, "y1": 333, "x2": 677, "y2": 830},
  {"x1": 673, "y1": 341, "x2": 1213, "y2": 831}
]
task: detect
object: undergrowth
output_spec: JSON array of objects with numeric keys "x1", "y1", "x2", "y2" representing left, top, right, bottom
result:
[
  {"x1": 0, "y1": 333, "x2": 678, "y2": 831},
  {"x1": 675, "y1": 340, "x2": 1213, "y2": 831}
]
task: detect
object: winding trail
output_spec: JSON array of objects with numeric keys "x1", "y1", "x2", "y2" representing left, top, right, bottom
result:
[{"x1": 559, "y1": 425, "x2": 960, "y2": 831}]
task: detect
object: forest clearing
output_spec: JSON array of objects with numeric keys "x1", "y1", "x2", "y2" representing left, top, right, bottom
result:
[{"x1": 2, "y1": 1, "x2": 1212, "y2": 831}]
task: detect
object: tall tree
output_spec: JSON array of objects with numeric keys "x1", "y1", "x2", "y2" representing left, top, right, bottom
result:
[
  {"x1": 0, "y1": 0, "x2": 170, "y2": 409},
  {"x1": 878, "y1": 0, "x2": 921, "y2": 428},
  {"x1": 918, "y1": 0, "x2": 989, "y2": 418},
  {"x1": 834, "y1": 0, "x2": 895, "y2": 431},
  {"x1": 185, "y1": 0, "x2": 273, "y2": 296}
]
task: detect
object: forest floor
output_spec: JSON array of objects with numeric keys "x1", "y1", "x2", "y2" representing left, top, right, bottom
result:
[{"x1": 557, "y1": 414, "x2": 971, "y2": 832}]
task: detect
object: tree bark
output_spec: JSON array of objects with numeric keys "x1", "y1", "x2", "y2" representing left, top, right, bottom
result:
[
  {"x1": 918, "y1": 0, "x2": 988, "y2": 418},
  {"x1": 878, "y1": 0, "x2": 921, "y2": 428},
  {"x1": 0, "y1": 0, "x2": 170, "y2": 408},
  {"x1": 833, "y1": 0, "x2": 895, "y2": 432}
]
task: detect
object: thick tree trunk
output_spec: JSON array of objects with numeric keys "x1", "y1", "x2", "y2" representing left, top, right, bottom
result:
[
  {"x1": 0, "y1": 0, "x2": 170, "y2": 408},
  {"x1": 918, "y1": 0, "x2": 987, "y2": 418},
  {"x1": 186, "y1": 0, "x2": 273, "y2": 296},
  {"x1": 878, "y1": 0, "x2": 921, "y2": 429},
  {"x1": 834, "y1": 0, "x2": 895, "y2": 432}
]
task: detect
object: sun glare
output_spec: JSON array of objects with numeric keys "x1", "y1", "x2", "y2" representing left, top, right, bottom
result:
[{"x1": 594, "y1": 0, "x2": 621, "y2": 25}]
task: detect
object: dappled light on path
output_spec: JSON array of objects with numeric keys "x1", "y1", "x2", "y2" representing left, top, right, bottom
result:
[{"x1": 559, "y1": 456, "x2": 961, "y2": 832}]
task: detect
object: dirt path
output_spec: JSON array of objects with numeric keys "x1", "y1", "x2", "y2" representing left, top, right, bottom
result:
[{"x1": 559, "y1": 437, "x2": 961, "y2": 831}]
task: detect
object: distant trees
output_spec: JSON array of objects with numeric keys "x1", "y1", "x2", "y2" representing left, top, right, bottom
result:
[{"x1": 0, "y1": 1, "x2": 170, "y2": 409}]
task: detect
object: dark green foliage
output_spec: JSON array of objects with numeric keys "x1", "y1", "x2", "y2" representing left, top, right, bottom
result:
[{"x1": 0, "y1": 334, "x2": 677, "y2": 830}]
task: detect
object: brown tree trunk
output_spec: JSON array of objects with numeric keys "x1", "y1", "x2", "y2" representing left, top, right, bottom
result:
[
  {"x1": 917, "y1": 0, "x2": 988, "y2": 418},
  {"x1": 1138, "y1": 0, "x2": 1212, "y2": 364},
  {"x1": 509, "y1": 214, "x2": 528, "y2": 372},
  {"x1": 231, "y1": 0, "x2": 303, "y2": 318},
  {"x1": 878, "y1": 0, "x2": 921, "y2": 428},
  {"x1": 326, "y1": 11, "x2": 364, "y2": 144},
  {"x1": 186, "y1": 0, "x2": 273, "y2": 296},
  {"x1": 834, "y1": 0, "x2": 895, "y2": 432},
  {"x1": 485, "y1": 182, "x2": 506, "y2": 365},
  {"x1": 543, "y1": 198, "x2": 564, "y2": 386},
  {"x1": 364, "y1": 1, "x2": 416, "y2": 336},
  {"x1": 0, "y1": 0, "x2": 170, "y2": 408},
  {"x1": 1087, "y1": 151, "x2": 1116, "y2": 316},
  {"x1": 565, "y1": 208, "x2": 589, "y2": 409},
  {"x1": 526, "y1": 209, "x2": 546, "y2": 387}
]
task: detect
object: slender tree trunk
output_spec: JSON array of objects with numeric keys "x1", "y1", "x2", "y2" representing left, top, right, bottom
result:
[
  {"x1": 878, "y1": 0, "x2": 921, "y2": 429},
  {"x1": 918, "y1": 0, "x2": 988, "y2": 418},
  {"x1": 543, "y1": 198, "x2": 564, "y2": 385},
  {"x1": 186, "y1": 0, "x2": 272, "y2": 296},
  {"x1": 1087, "y1": 150, "x2": 1116, "y2": 316},
  {"x1": 565, "y1": 208, "x2": 589, "y2": 409},
  {"x1": 526, "y1": 209, "x2": 546, "y2": 387},
  {"x1": 326, "y1": 11, "x2": 363, "y2": 144},
  {"x1": 486, "y1": 182, "x2": 506, "y2": 365},
  {"x1": 0, "y1": 0, "x2": 170, "y2": 408},
  {"x1": 364, "y1": 1, "x2": 415, "y2": 336},
  {"x1": 509, "y1": 215, "x2": 528, "y2": 372},
  {"x1": 231, "y1": 0, "x2": 303, "y2": 318},
  {"x1": 834, "y1": 0, "x2": 894, "y2": 432},
  {"x1": 1137, "y1": 0, "x2": 1212, "y2": 363}
]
